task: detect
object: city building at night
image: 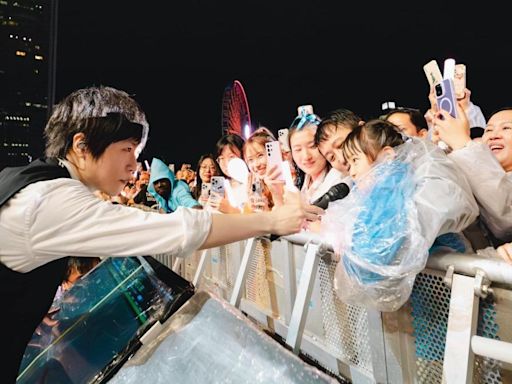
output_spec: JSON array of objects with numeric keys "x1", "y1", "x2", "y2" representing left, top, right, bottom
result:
[{"x1": 0, "y1": 0, "x2": 55, "y2": 169}]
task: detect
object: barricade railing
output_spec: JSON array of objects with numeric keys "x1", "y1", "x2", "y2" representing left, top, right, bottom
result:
[{"x1": 164, "y1": 233, "x2": 512, "y2": 384}]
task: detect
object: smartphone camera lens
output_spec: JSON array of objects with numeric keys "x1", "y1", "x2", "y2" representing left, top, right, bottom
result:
[{"x1": 435, "y1": 84, "x2": 443, "y2": 97}]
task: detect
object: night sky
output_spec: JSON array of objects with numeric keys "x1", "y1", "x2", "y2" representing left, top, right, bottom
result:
[{"x1": 55, "y1": 1, "x2": 512, "y2": 168}]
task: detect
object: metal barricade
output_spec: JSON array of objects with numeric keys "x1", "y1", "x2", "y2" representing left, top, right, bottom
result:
[{"x1": 177, "y1": 233, "x2": 512, "y2": 384}]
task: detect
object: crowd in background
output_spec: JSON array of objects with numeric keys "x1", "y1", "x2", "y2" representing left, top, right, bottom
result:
[
  {"x1": 19, "y1": 65, "x2": 511, "y2": 326},
  {"x1": 93, "y1": 81, "x2": 512, "y2": 274}
]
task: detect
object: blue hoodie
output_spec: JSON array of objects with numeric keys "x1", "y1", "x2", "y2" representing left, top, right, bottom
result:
[{"x1": 148, "y1": 158, "x2": 199, "y2": 213}]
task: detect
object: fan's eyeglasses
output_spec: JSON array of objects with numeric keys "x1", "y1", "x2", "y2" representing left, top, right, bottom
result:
[{"x1": 290, "y1": 113, "x2": 322, "y2": 130}]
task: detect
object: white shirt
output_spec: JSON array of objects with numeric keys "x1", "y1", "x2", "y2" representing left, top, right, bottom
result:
[{"x1": 0, "y1": 162, "x2": 212, "y2": 272}]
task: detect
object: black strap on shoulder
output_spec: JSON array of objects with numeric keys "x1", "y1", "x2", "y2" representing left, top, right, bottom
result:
[
  {"x1": 0, "y1": 157, "x2": 71, "y2": 383},
  {"x1": 0, "y1": 158, "x2": 70, "y2": 208}
]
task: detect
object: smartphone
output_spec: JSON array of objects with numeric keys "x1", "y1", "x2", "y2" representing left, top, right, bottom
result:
[
  {"x1": 423, "y1": 59, "x2": 443, "y2": 88},
  {"x1": 443, "y1": 58, "x2": 456, "y2": 80},
  {"x1": 265, "y1": 141, "x2": 284, "y2": 181},
  {"x1": 278, "y1": 128, "x2": 290, "y2": 152},
  {"x1": 250, "y1": 178, "x2": 265, "y2": 212},
  {"x1": 210, "y1": 176, "x2": 225, "y2": 196},
  {"x1": 435, "y1": 78, "x2": 458, "y2": 118},
  {"x1": 297, "y1": 104, "x2": 314, "y2": 116},
  {"x1": 454, "y1": 64, "x2": 466, "y2": 99},
  {"x1": 201, "y1": 182, "x2": 211, "y2": 199}
]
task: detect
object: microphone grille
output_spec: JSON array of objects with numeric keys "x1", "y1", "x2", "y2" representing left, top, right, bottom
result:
[{"x1": 330, "y1": 182, "x2": 350, "y2": 199}]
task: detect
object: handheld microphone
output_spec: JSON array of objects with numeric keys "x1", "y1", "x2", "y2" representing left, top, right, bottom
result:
[
  {"x1": 311, "y1": 182, "x2": 350, "y2": 209},
  {"x1": 269, "y1": 182, "x2": 350, "y2": 241}
]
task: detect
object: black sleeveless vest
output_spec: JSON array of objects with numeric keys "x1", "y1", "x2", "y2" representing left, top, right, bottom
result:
[{"x1": 0, "y1": 158, "x2": 71, "y2": 383}]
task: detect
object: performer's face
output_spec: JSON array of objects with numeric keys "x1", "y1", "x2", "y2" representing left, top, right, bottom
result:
[{"x1": 85, "y1": 139, "x2": 139, "y2": 196}]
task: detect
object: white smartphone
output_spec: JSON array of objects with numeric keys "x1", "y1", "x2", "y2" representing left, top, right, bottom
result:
[
  {"x1": 201, "y1": 182, "x2": 211, "y2": 199},
  {"x1": 265, "y1": 141, "x2": 284, "y2": 181},
  {"x1": 210, "y1": 176, "x2": 225, "y2": 196},
  {"x1": 278, "y1": 128, "x2": 290, "y2": 152},
  {"x1": 443, "y1": 58, "x2": 456, "y2": 80},
  {"x1": 280, "y1": 160, "x2": 296, "y2": 191}
]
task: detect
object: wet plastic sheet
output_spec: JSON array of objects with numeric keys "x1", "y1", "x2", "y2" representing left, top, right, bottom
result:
[
  {"x1": 17, "y1": 256, "x2": 194, "y2": 383},
  {"x1": 109, "y1": 291, "x2": 337, "y2": 384}
]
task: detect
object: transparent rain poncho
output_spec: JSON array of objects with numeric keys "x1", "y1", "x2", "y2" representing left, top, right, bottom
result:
[{"x1": 322, "y1": 138, "x2": 479, "y2": 312}]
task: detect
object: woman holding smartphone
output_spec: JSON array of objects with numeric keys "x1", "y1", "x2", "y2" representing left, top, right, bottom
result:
[
  {"x1": 211, "y1": 133, "x2": 248, "y2": 213},
  {"x1": 191, "y1": 153, "x2": 222, "y2": 206},
  {"x1": 288, "y1": 107, "x2": 346, "y2": 203},
  {"x1": 242, "y1": 127, "x2": 280, "y2": 212}
]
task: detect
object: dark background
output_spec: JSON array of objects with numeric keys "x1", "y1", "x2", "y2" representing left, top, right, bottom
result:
[{"x1": 55, "y1": 1, "x2": 512, "y2": 167}]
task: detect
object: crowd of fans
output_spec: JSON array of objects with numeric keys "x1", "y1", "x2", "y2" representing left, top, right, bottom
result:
[
  {"x1": 100, "y1": 82, "x2": 512, "y2": 272},
  {"x1": 55, "y1": 79, "x2": 511, "y2": 314}
]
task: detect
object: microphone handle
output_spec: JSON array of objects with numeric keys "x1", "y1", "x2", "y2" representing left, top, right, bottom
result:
[{"x1": 269, "y1": 234, "x2": 280, "y2": 242}]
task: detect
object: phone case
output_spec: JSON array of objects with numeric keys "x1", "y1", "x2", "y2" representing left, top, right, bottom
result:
[
  {"x1": 265, "y1": 141, "x2": 284, "y2": 181},
  {"x1": 211, "y1": 176, "x2": 225, "y2": 196},
  {"x1": 454, "y1": 64, "x2": 466, "y2": 99},
  {"x1": 201, "y1": 182, "x2": 211, "y2": 199},
  {"x1": 297, "y1": 105, "x2": 314, "y2": 116},
  {"x1": 278, "y1": 128, "x2": 290, "y2": 152},
  {"x1": 250, "y1": 179, "x2": 266, "y2": 212},
  {"x1": 423, "y1": 60, "x2": 443, "y2": 88},
  {"x1": 435, "y1": 78, "x2": 458, "y2": 118},
  {"x1": 251, "y1": 179, "x2": 263, "y2": 194}
]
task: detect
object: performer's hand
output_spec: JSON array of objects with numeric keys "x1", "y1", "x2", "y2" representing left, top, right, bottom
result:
[{"x1": 270, "y1": 189, "x2": 324, "y2": 235}]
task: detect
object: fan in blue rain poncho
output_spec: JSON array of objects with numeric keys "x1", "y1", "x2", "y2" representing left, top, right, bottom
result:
[
  {"x1": 148, "y1": 158, "x2": 201, "y2": 213},
  {"x1": 343, "y1": 160, "x2": 415, "y2": 285},
  {"x1": 321, "y1": 120, "x2": 478, "y2": 312}
]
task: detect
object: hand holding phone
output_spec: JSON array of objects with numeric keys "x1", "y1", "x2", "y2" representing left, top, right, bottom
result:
[{"x1": 265, "y1": 141, "x2": 284, "y2": 181}]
